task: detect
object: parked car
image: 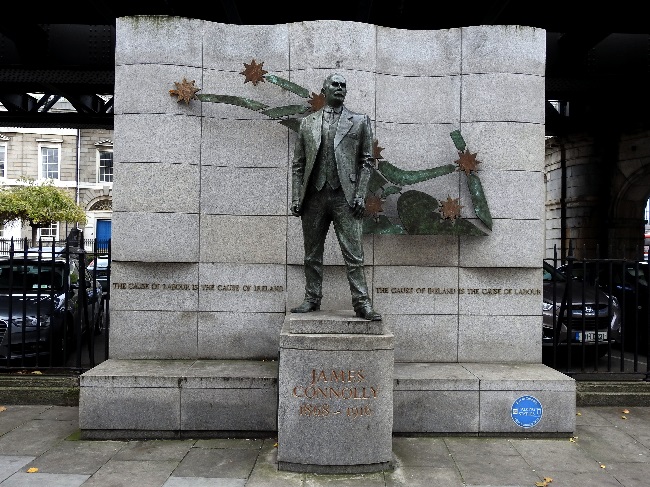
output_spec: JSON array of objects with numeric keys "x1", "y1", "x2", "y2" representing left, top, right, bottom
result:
[
  {"x1": 557, "y1": 260, "x2": 649, "y2": 355},
  {"x1": 543, "y1": 261, "x2": 622, "y2": 358},
  {"x1": 0, "y1": 254, "x2": 104, "y2": 366},
  {"x1": 87, "y1": 256, "x2": 110, "y2": 296},
  {"x1": 25, "y1": 246, "x2": 67, "y2": 257}
]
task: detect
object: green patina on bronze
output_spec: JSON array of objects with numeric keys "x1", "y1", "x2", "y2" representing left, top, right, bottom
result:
[
  {"x1": 261, "y1": 104, "x2": 310, "y2": 118},
  {"x1": 397, "y1": 190, "x2": 487, "y2": 236},
  {"x1": 263, "y1": 75, "x2": 311, "y2": 98},
  {"x1": 467, "y1": 174, "x2": 493, "y2": 230},
  {"x1": 279, "y1": 118, "x2": 301, "y2": 132},
  {"x1": 363, "y1": 215, "x2": 406, "y2": 234},
  {"x1": 188, "y1": 75, "x2": 494, "y2": 237},
  {"x1": 450, "y1": 129, "x2": 466, "y2": 151},
  {"x1": 377, "y1": 160, "x2": 457, "y2": 186},
  {"x1": 196, "y1": 94, "x2": 269, "y2": 111},
  {"x1": 368, "y1": 170, "x2": 389, "y2": 194},
  {"x1": 382, "y1": 185, "x2": 402, "y2": 197}
]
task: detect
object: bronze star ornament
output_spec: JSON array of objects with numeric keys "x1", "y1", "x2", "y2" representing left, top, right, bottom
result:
[
  {"x1": 373, "y1": 140, "x2": 385, "y2": 161},
  {"x1": 240, "y1": 59, "x2": 268, "y2": 86},
  {"x1": 169, "y1": 78, "x2": 200, "y2": 104},
  {"x1": 308, "y1": 92, "x2": 326, "y2": 112},
  {"x1": 440, "y1": 196, "x2": 463, "y2": 220},
  {"x1": 455, "y1": 149, "x2": 481, "y2": 176},
  {"x1": 364, "y1": 195, "x2": 384, "y2": 217}
]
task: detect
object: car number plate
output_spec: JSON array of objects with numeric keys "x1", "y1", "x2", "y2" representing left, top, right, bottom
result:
[{"x1": 574, "y1": 331, "x2": 607, "y2": 342}]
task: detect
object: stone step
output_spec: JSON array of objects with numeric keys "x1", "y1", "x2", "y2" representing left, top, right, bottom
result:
[
  {"x1": 78, "y1": 359, "x2": 576, "y2": 438},
  {"x1": 394, "y1": 362, "x2": 575, "y2": 435},
  {"x1": 0, "y1": 375, "x2": 80, "y2": 406},
  {"x1": 79, "y1": 359, "x2": 279, "y2": 439},
  {"x1": 576, "y1": 381, "x2": 650, "y2": 406}
]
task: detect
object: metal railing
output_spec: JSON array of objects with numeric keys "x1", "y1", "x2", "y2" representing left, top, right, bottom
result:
[
  {"x1": 0, "y1": 238, "x2": 110, "y2": 255},
  {"x1": 0, "y1": 236, "x2": 110, "y2": 372},
  {"x1": 544, "y1": 243, "x2": 650, "y2": 380}
]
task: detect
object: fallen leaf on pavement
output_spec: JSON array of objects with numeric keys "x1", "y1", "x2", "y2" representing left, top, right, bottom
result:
[
  {"x1": 576, "y1": 411, "x2": 582, "y2": 416},
  {"x1": 26, "y1": 467, "x2": 38, "y2": 473},
  {"x1": 0, "y1": 406, "x2": 6, "y2": 413},
  {"x1": 600, "y1": 464, "x2": 606, "y2": 469},
  {"x1": 622, "y1": 415, "x2": 627, "y2": 419},
  {"x1": 622, "y1": 409, "x2": 630, "y2": 414},
  {"x1": 31, "y1": 371, "x2": 42, "y2": 375}
]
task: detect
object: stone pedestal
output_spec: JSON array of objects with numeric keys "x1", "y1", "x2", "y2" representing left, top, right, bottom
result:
[{"x1": 277, "y1": 311, "x2": 394, "y2": 473}]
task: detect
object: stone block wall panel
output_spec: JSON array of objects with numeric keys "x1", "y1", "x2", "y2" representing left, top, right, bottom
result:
[{"x1": 112, "y1": 17, "x2": 546, "y2": 362}]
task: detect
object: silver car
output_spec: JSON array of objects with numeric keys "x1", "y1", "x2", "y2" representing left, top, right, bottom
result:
[{"x1": 543, "y1": 261, "x2": 621, "y2": 358}]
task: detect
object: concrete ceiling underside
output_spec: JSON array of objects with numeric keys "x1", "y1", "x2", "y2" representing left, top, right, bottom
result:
[{"x1": 0, "y1": 1, "x2": 649, "y2": 135}]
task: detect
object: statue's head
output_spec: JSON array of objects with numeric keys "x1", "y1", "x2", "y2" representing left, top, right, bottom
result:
[{"x1": 321, "y1": 73, "x2": 347, "y2": 108}]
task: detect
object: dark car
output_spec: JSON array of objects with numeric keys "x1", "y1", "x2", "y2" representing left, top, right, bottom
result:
[
  {"x1": 557, "y1": 260, "x2": 649, "y2": 355},
  {"x1": 543, "y1": 261, "x2": 621, "y2": 358},
  {"x1": 87, "y1": 256, "x2": 110, "y2": 296},
  {"x1": 0, "y1": 255, "x2": 104, "y2": 366}
]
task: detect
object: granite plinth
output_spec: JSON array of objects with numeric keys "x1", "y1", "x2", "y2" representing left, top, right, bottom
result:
[
  {"x1": 288, "y1": 310, "x2": 386, "y2": 334},
  {"x1": 277, "y1": 316, "x2": 394, "y2": 473}
]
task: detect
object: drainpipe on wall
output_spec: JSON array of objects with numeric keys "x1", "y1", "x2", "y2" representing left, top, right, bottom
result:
[{"x1": 76, "y1": 129, "x2": 80, "y2": 205}]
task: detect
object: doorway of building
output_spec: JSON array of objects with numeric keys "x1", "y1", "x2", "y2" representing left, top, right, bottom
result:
[{"x1": 96, "y1": 219, "x2": 111, "y2": 253}]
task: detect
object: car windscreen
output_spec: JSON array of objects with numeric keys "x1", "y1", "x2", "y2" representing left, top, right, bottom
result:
[{"x1": 0, "y1": 262, "x2": 65, "y2": 291}]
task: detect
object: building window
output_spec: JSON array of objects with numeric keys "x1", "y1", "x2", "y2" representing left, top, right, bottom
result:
[
  {"x1": 0, "y1": 143, "x2": 6, "y2": 178},
  {"x1": 39, "y1": 145, "x2": 60, "y2": 180},
  {"x1": 98, "y1": 150, "x2": 113, "y2": 183},
  {"x1": 38, "y1": 222, "x2": 59, "y2": 241}
]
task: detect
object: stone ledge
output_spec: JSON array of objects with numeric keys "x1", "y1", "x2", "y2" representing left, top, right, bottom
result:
[
  {"x1": 393, "y1": 362, "x2": 576, "y2": 434},
  {"x1": 0, "y1": 375, "x2": 80, "y2": 406},
  {"x1": 576, "y1": 381, "x2": 650, "y2": 407},
  {"x1": 77, "y1": 359, "x2": 577, "y2": 437}
]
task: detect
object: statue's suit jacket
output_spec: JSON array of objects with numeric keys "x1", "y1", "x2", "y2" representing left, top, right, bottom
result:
[{"x1": 291, "y1": 105, "x2": 374, "y2": 209}]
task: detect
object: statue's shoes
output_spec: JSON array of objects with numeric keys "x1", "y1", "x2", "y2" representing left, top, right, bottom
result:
[
  {"x1": 290, "y1": 301, "x2": 320, "y2": 313},
  {"x1": 355, "y1": 306, "x2": 382, "y2": 321}
]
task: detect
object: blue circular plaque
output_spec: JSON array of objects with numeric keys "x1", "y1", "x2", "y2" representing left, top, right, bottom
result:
[{"x1": 511, "y1": 395, "x2": 543, "y2": 428}]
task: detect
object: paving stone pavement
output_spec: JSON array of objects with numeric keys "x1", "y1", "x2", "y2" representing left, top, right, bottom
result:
[{"x1": 1, "y1": 405, "x2": 650, "y2": 486}]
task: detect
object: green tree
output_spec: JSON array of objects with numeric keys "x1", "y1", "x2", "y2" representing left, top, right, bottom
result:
[{"x1": 0, "y1": 178, "x2": 87, "y2": 246}]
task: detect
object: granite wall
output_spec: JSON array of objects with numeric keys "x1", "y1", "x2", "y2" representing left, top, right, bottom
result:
[{"x1": 111, "y1": 17, "x2": 546, "y2": 363}]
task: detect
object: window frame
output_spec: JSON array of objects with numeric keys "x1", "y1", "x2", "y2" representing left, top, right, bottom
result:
[
  {"x1": 97, "y1": 148, "x2": 113, "y2": 183},
  {"x1": 37, "y1": 222, "x2": 59, "y2": 241},
  {"x1": 0, "y1": 140, "x2": 7, "y2": 178},
  {"x1": 38, "y1": 143, "x2": 61, "y2": 180}
]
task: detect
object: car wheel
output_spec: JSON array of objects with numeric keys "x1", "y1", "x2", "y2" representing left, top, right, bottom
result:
[
  {"x1": 52, "y1": 318, "x2": 75, "y2": 366},
  {"x1": 51, "y1": 331, "x2": 69, "y2": 366}
]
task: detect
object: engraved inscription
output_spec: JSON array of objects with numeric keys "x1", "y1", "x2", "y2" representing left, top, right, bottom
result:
[
  {"x1": 292, "y1": 369, "x2": 379, "y2": 419},
  {"x1": 375, "y1": 287, "x2": 541, "y2": 296},
  {"x1": 112, "y1": 282, "x2": 284, "y2": 292}
]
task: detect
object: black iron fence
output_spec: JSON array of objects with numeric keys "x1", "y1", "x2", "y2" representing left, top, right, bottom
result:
[
  {"x1": 544, "y1": 244, "x2": 650, "y2": 380},
  {"x1": 0, "y1": 237, "x2": 110, "y2": 372}
]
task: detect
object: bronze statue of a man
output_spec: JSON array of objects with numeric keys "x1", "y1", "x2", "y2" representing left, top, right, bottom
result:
[{"x1": 290, "y1": 73, "x2": 381, "y2": 321}]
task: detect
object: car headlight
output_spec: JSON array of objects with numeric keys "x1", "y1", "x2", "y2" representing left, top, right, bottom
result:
[
  {"x1": 542, "y1": 301, "x2": 557, "y2": 312},
  {"x1": 13, "y1": 316, "x2": 51, "y2": 329}
]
